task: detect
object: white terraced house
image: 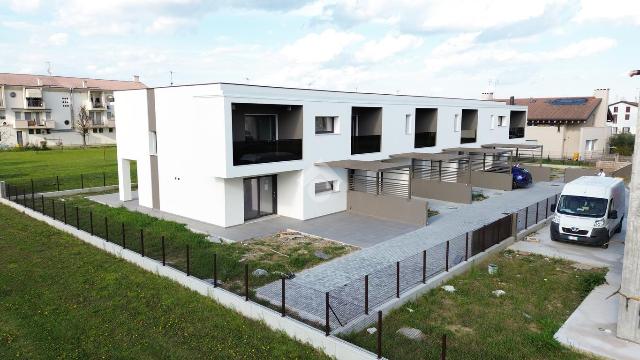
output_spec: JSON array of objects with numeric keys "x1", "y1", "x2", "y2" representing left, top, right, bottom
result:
[
  {"x1": 0, "y1": 73, "x2": 146, "y2": 147},
  {"x1": 608, "y1": 100, "x2": 638, "y2": 135},
  {"x1": 115, "y1": 83, "x2": 529, "y2": 227}
]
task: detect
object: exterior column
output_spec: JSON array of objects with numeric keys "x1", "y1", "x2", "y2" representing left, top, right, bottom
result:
[{"x1": 118, "y1": 159, "x2": 132, "y2": 201}]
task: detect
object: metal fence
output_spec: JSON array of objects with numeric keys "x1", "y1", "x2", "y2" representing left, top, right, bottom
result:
[
  {"x1": 2, "y1": 179, "x2": 561, "y2": 359},
  {"x1": 5, "y1": 171, "x2": 122, "y2": 194}
]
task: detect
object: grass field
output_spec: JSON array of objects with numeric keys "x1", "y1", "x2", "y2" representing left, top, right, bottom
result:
[
  {"x1": 43, "y1": 193, "x2": 354, "y2": 295},
  {"x1": 0, "y1": 203, "x2": 330, "y2": 359},
  {"x1": 0, "y1": 147, "x2": 118, "y2": 182},
  {"x1": 342, "y1": 250, "x2": 605, "y2": 359}
]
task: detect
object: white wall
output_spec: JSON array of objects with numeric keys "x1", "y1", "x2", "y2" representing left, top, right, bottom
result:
[{"x1": 609, "y1": 103, "x2": 638, "y2": 134}]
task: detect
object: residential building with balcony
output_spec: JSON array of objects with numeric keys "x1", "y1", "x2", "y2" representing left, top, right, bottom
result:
[
  {"x1": 0, "y1": 73, "x2": 146, "y2": 147},
  {"x1": 499, "y1": 89, "x2": 612, "y2": 160},
  {"x1": 608, "y1": 101, "x2": 637, "y2": 135},
  {"x1": 115, "y1": 83, "x2": 528, "y2": 228}
]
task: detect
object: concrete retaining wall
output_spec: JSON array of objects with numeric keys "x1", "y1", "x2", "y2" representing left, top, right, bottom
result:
[
  {"x1": 564, "y1": 168, "x2": 597, "y2": 183},
  {"x1": 521, "y1": 165, "x2": 552, "y2": 182},
  {"x1": 0, "y1": 197, "x2": 378, "y2": 360},
  {"x1": 470, "y1": 171, "x2": 512, "y2": 191},
  {"x1": 347, "y1": 190, "x2": 428, "y2": 226},
  {"x1": 411, "y1": 178, "x2": 472, "y2": 204}
]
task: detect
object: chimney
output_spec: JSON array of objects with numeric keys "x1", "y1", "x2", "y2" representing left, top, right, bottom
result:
[
  {"x1": 593, "y1": 88, "x2": 610, "y2": 127},
  {"x1": 481, "y1": 92, "x2": 494, "y2": 101},
  {"x1": 133, "y1": 75, "x2": 140, "y2": 82},
  {"x1": 509, "y1": 96, "x2": 515, "y2": 105},
  {"x1": 82, "y1": 80, "x2": 87, "y2": 88}
]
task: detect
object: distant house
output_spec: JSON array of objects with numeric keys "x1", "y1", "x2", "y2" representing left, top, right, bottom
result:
[
  {"x1": 0, "y1": 73, "x2": 146, "y2": 147},
  {"x1": 608, "y1": 101, "x2": 637, "y2": 135},
  {"x1": 499, "y1": 89, "x2": 611, "y2": 160}
]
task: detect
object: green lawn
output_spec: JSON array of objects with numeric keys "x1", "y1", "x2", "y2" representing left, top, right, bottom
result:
[
  {"x1": 41, "y1": 193, "x2": 353, "y2": 296},
  {"x1": 0, "y1": 203, "x2": 329, "y2": 359},
  {"x1": 342, "y1": 250, "x2": 605, "y2": 360},
  {"x1": 0, "y1": 147, "x2": 118, "y2": 182}
]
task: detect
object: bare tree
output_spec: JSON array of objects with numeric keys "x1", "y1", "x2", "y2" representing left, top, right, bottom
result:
[
  {"x1": 75, "y1": 105, "x2": 92, "y2": 148},
  {"x1": 0, "y1": 125, "x2": 11, "y2": 147}
]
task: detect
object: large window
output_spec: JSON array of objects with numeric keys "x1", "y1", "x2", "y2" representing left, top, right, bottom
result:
[
  {"x1": 315, "y1": 116, "x2": 337, "y2": 134},
  {"x1": 315, "y1": 180, "x2": 336, "y2": 194}
]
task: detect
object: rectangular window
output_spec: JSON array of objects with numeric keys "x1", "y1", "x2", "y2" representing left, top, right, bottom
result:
[
  {"x1": 623, "y1": 127, "x2": 630, "y2": 133},
  {"x1": 315, "y1": 180, "x2": 336, "y2": 194},
  {"x1": 149, "y1": 131, "x2": 157, "y2": 155},
  {"x1": 497, "y1": 116, "x2": 506, "y2": 127},
  {"x1": 586, "y1": 139, "x2": 596, "y2": 151},
  {"x1": 405, "y1": 114, "x2": 412, "y2": 134},
  {"x1": 625, "y1": 114, "x2": 630, "y2": 120},
  {"x1": 315, "y1": 116, "x2": 337, "y2": 134},
  {"x1": 24, "y1": 112, "x2": 31, "y2": 121},
  {"x1": 626, "y1": 106, "x2": 631, "y2": 112},
  {"x1": 454, "y1": 114, "x2": 459, "y2": 132},
  {"x1": 490, "y1": 115, "x2": 495, "y2": 129},
  {"x1": 14, "y1": 111, "x2": 21, "y2": 121},
  {"x1": 612, "y1": 127, "x2": 618, "y2": 134},
  {"x1": 613, "y1": 106, "x2": 618, "y2": 112}
]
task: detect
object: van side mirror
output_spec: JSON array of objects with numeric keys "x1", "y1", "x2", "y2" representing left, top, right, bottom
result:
[
  {"x1": 550, "y1": 203, "x2": 556, "y2": 212},
  {"x1": 609, "y1": 210, "x2": 618, "y2": 219}
]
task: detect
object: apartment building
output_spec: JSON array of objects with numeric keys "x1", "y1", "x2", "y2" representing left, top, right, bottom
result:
[
  {"x1": 608, "y1": 101, "x2": 637, "y2": 135},
  {"x1": 115, "y1": 83, "x2": 528, "y2": 228},
  {"x1": 0, "y1": 73, "x2": 146, "y2": 147},
  {"x1": 502, "y1": 89, "x2": 612, "y2": 159}
]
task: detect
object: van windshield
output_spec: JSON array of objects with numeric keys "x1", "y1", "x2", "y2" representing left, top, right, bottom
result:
[{"x1": 557, "y1": 195, "x2": 608, "y2": 218}]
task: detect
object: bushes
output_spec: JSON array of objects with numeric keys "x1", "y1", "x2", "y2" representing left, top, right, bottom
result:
[{"x1": 609, "y1": 133, "x2": 635, "y2": 156}]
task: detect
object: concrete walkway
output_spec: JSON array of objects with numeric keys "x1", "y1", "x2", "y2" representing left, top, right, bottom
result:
[
  {"x1": 510, "y1": 190, "x2": 640, "y2": 360},
  {"x1": 88, "y1": 191, "x2": 419, "y2": 248}
]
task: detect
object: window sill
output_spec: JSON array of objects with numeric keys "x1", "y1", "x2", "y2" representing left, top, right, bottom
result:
[{"x1": 315, "y1": 132, "x2": 340, "y2": 136}]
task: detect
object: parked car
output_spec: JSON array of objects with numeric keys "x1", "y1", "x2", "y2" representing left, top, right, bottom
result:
[
  {"x1": 512, "y1": 165, "x2": 532, "y2": 188},
  {"x1": 549, "y1": 176, "x2": 625, "y2": 248}
]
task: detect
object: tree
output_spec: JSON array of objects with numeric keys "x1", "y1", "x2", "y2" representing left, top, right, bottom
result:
[
  {"x1": 75, "y1": 105, "x2": 92, "y2": 148},
  {"x1": 609, "y1": 133, "x2": 635, "y2": 156},
  {"x1": 0, "y1": 125, "x2": 11, "y2": 148}
]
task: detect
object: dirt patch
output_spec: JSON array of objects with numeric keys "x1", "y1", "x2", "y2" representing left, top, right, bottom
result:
[{"x1": 446, "y1": 324, "x2": 474, "y2": 335}]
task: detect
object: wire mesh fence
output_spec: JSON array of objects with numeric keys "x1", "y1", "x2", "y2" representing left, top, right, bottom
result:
[{"x1": 5, "y1": 171, "x2": 121, "y2": 194}]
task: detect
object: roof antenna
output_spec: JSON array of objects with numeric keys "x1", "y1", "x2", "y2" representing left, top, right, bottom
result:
[
  {"x1": 46, "y1": 61, "x2": 52, "y2": 76},
  {"x1": 170, "y1": 70, "x2": 173, "y2": 86}
]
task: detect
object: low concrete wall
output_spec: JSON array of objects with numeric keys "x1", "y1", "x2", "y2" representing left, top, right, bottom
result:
[
  {"x1": 521, "y1": 165, "x2": 552, "y2": 182},
  {"x1": 470, "y1": 171, "x2": 512, "y2": 191},
  {"x1": 0, "y1": 197, "x2": 378, "y2": 360},
  {"x1": 564, "y1": 168, "x2": 597, "y2": 183},
  {"x1": 612, "y1": 164, "x2": 632, "y2": 179},
  {"x1": 411, "y1": 178, "x2": 472, "y2": 204},
  {"x1": 347, "y1": 191, "x2": 427, "y2": 226}
]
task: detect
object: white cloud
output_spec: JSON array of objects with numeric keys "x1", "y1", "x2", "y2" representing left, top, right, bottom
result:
[
  {"x1": 575, "y1": 0, "x2": 640, "y2": 25},
  {"x1": 354, "y1": 34, "x2": 423, "y2": 63},
  {"x1": 9, "y1": 0, "x2": 40, "y2": 12},
  {"x1": 146, "y1": 16, "x2": 194, "y2": 33},
  {"x1": 48, "y1": 32, "x2": 68, "y2": 46},
  {"x1": 280, "y1": 29, "x2": 363, "y2": 64}
]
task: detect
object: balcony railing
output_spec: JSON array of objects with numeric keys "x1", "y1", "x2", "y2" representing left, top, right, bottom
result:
[
  {"x1": 415, "y1": 131, "x2": 436, "y2": 148},
  {"x1": 509, "y1": 127, "x2": 525, "y2": 139},
  {"x1": 233, "y1": 139, "x2": 302, "y2": 166},
  {"x1": 91, "y1": 101, "x2": 105, "y2": 109},
  {"x1": 26, "y1": 98, "x2": 44, "y2": 108},
  {"x1": 14, "y1": 119, "x2": 55, "y2": 129},
  {"x1": 351, "y1": 134, "x2": 381, "y2": 155},
  {"x1": 460, "y1": 129, "x2": 477, "y2": 144}
]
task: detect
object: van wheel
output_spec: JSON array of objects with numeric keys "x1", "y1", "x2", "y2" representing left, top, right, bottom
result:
[
  {"x1": 615, "y1": 216, "x2": 624, "y2": 233},
  {"x1": 601, "y1": 242, "x2": 609, "y2": 249}
]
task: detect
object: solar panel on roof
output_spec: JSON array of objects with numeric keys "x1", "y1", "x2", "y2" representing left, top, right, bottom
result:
[{"x1": 548, "y1": 98, "x2": 588, "y2": 105}]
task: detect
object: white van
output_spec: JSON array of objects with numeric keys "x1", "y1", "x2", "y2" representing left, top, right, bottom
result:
[{"x1": 550, "y1": 176, "x2": 625, "y2": 248}]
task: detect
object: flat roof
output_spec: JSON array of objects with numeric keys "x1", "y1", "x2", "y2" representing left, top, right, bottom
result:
[
  {"x1": 390, "y1": 152, "x2": 469, "y2": 161},
  {"x1": 481, "y1": 143, "x2": 543, "y2": 150},
  {"x1": 443, "y1": 147, "x2": 513, "y2": 155},
  {"x1": 317, "y1": 160, "x2": 410, "y2": 172}
]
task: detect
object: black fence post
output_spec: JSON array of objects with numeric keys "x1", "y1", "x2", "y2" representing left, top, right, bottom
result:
[
  {"x1": 41, "y1": 195, "x2": 45, "y2": 214},
  {"x1": 465, "y1": 233, "x2": 469, "y2": 261},
  {"x1": 140, "y1": 229, "x2": 145, "y2": 257},
  {"x1": 364, "y1": 274, "x2": 369, "y2": 315},
  {"x1": 281, "y1": 277, "x2": 286, "y2": 317},
  {"x1": 89, "y1": 211, "x2": 94, "y2": 235},
  {"x1": 56, "y1": 175, "x2": 60, "y2": 191},
  {"x1": 244, "y1": 263, "x2": 248, "y2": 301},
  {"x1": 105, "y1": 217, "x2": 109, "y2": 242},
  {"x1": 103, "y1": 172, "x2": 106, "y2": 187},
  {"x1": 75, "y1": 207, "x2": 79, "y2": 229},
  {"x1": 161, "y1": 236, "x2": 166, "y2": 266},
  {"x1": 325, "y1": 292, "x2": 330, "y2": 336},
  {"x1": 441, "y1": 334, "x2": 447, "y2": 360},
  {"x1": 30, "y1": 179, "x2": 34, "y2": 198},
  {"x1": 80, "y1": 174, "x2": 84, "y2": 189},
  {"x1": 545, "y1": 197, "x2": 549, "y2": 219},
  {"x1": 445, "y1": 241, "x2": 450, "y2": 271},
  {"x1": 187, "y1": 245, "x2": 191, "y2": 276},
  {"x1": 535, "y1": 201, "x2": 539, "y2": 224},
  {"x1": 51, "y1": 199, "x2": 56, "y2": 219},
  {"x1": 121, "y1": 222, "x2": 126, "y2": 248},
  {"x1": 377, "y1": 311, "x2": 382, "y2": 359},
  {"x1": 63, "y1": 203, "x2": 67, "y2": 224},
  {"x1": 525, "y1": 206, "x2": 529, "y2": 229},
  {"x1": 213, "y1": 253, "x2": 217, "y2": 287},
  {"x1": 396, "y1": 261, "x2": 400, "y2": 298},
  {"x1": 422, "y1": 250, "x2": 427, "y2": 284}
]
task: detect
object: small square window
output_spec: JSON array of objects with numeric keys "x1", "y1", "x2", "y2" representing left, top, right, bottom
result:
[
  {"x1": 454, "y1": 114, "x2": 460, "y2": 132},
  {"x1": 626, "y1": 106, "x2": 631, "y2": 113},
  {"x1": 315, "y1": 116, "x2": 337, "y2": 134},
  {"x1": 149, "y1": 131, "x2": 158, "y2": 155},
  {"x1": 625, "y1": 114, "x2": 630, "y2": 120},
  {"x1": 108, "y1": 128, "x2": 114, "y2": 133},
  {"x1": 405, "y1": 114, "x2": 412, "y2": 134},
  {"x1": 315, "y1": 180, "x2": 336, "y2": 194},
  {"x1": 613, "y1": 106, "x2": 618, "y2": 112},
  {"x1": 497, "y1": 116, "x2": 506, "y2": 127},
  {"x1": 92, "y1": 128, "x2": 97, "y2": 133}
]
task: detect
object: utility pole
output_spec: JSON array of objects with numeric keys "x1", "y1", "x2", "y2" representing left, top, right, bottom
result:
[{"x1": 618, "y1": 69, "x2": 640, "y2": 342}]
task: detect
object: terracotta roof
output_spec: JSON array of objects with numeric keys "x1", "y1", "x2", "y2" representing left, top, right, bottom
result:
[
  {"x1": 499, "y1": 96, "x2": 601, "y2": 122},
  {"x1": 610, "y1": 100, "x2": 638, "y2": 107},
  {"x1": 0, "y1": 73, "x2": 147, "y2": 90}
]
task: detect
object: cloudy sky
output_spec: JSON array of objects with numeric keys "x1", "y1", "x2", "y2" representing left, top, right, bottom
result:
[{"x1": 1, "y1": 0, "x2": 639, "y2": 101}]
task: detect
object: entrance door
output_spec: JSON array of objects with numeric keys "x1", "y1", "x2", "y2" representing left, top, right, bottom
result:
[
  {"x1": 243, "y1": 175, "x2": 277, "y2": 221},
  {"x1": 16, "y1": 131, "x2": 23, "y2": 146}
]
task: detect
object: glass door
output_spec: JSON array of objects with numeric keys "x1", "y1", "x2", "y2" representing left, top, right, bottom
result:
[{"x1": 243, "y1": 175, "x2": 277, "y2": 221}]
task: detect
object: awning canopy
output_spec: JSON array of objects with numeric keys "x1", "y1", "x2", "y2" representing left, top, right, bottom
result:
[
  {"x1": 390, "y1": 152, "x2": 469, "y2": 161},
  {"x1": 443, "y1": 147, "x2": 513, "y2": 155},
  {"x1": 481, "y1": 143, "x2": 543, "y2": 150},
  {"x1": 317, "y1": 159, "x2": 409, "y2": 172}
]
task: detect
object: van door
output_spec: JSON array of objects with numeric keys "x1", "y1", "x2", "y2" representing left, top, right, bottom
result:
[{"x1": 607, "y1": 198, "x2": 616, "y2": 234}]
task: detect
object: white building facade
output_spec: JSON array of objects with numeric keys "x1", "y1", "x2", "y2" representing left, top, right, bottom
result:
[
  {"x1": 0, "y1": 73, "x2": 146, "y2": 147},
  {"x1": 609, "y1": 101, "x2": 637, "y2": 135},
  {"x1": 116, "y1": 83, "x2": 528, "y2": 227}
]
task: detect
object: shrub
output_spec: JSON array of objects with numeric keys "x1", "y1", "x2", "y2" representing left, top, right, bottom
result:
[{"x1": 609, "y1": 133, "x2": 634, "y2": 156}]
